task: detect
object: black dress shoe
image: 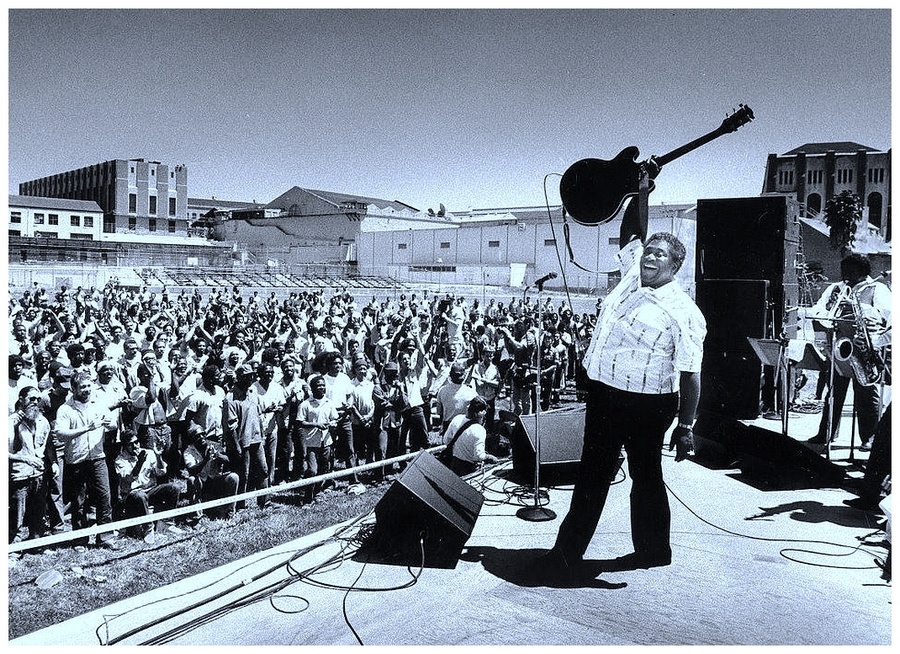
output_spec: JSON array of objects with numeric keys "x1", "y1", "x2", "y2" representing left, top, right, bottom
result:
[
  {"x1": 598, "y1": 552, "x2": 671, "y2": 572},
  {"x1": 859, "y1": 438, "x2": 873, "y2": 452}
]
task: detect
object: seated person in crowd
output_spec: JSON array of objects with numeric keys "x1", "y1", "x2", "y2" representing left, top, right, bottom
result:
[
  {"x1": 441, "y1": 395, "x2": 499, "y2": 477},
  {"x1": 114, "y1": 428, "x2": 181, "y2": 538}
]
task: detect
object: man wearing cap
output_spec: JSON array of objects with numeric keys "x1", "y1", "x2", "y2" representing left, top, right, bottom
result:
[
  {"x1": 435, "y1": 361, "x2": 478, "y2": 432},
  {"x1": 223, "y1": 364, "x2": 269, "y2": 509},
  {"x1": 9, "y1": 386, "x2": 50, "y2": 542},
  {"x1": 55, "y1": 372, "x2": 121, "y2": 548}
]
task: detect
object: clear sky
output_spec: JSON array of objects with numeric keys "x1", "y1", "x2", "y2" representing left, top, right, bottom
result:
[{"x1": 6, "y1": 7, "x2": 892, "y2": 213}]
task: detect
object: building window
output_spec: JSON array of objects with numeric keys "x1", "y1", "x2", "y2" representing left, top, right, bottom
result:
[
  {"x1": 48, "y1": 214, "x2": 59, "y2": 226},
  {"x1": 70, "y1": 233, "x2": 93, "y2": 240},
  {"x1": 169, "y1": 197, "x2": 177, "y2": 216},
  {"x1": 544, "y1": 238, "x2": 556, "y2": 246},
  {"x1": 70, "y1": 215, "x2": 81, "y2": 227},
  {"x1": 168, "y1": 220, "x2": 176, "y2": 233},
  {"x1": 149, "y1": 196, "x2": 157, "y2": 215},
  {"x1": 34, "y1": 213, "x2": 44, "y2": 225},
  {"x1": 129, "y1": 193, "x2": 137, "y2": 213},
  {"x1": 103, "y1": 216, "x2": 116, "y2": 234},
  {"x1": 608, "y1": 237, "x2": 620, "y2": 245},
  {"x1": 10, "y1": 211, "x2": 22, "y2": 224},
  {"x1": 149, "y1": 218, "x2": 157, "y2": 232},
  {"x1": 440, "y1": 242, "x2": 450, "y2": 249},
  {"x1": 128, "y1": 216, "x2": 137, "y2": 230},
  {"x1": 487, "y1": 240, "x2": 500, "y2": 248},
  {"x1": 35, "y1": 231, "x2": 58, "y2": 239},
  {"x1": 868, "y1": 168, "x2": 885, "y2": 184},
  {"x1": 397, "y1": 243, "x2": 407, "y2": 250},
  {"x1": 84, "y1": 216, "x2": 94, "y2": 228},
  {"x1": 9, "y1": 229, "x2": 21, "y2": 237}
]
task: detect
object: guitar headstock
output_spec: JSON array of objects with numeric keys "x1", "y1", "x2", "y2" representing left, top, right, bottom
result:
[{"x1": 720, "y1": 104, "x2": 754, "y2": 133}]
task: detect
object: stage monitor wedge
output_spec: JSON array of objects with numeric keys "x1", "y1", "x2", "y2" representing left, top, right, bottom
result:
[
  {"x1": 368, "y1": 450, "x2": 484, "y2": 569},
  {"x1": 500, "y1": 406, "x2": 585, "y2": 483}
]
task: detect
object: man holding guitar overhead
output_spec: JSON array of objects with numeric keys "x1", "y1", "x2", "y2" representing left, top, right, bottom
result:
[{"x1": 534, "y1": 191, "x2": 707, "y2": 577}]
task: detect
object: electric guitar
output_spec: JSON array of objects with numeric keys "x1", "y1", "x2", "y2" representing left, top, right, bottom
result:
[{"x1": 559, "y1": 104, "x2": 755, "y2": 226}]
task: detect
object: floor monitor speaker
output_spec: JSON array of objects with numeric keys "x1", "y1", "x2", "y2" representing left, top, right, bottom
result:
[
  {"x1": 367, "y1": 450, "x2": 484, "y2": 569},
  {"x1": 500, "y1": 406, "x2": 585, "y2": 483}
]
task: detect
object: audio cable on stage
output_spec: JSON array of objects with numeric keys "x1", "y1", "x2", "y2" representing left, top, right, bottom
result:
[{"x1": 663, "y1": 477, "x2": 889, "y2": 574}]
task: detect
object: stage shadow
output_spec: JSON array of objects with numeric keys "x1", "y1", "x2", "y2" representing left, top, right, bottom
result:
[
  {"x1": 744, "y1": 500, "x2": 882, "y2": 528},
  {"x1": 458, "y1": 546, "x2": 628, "y2": 590}
]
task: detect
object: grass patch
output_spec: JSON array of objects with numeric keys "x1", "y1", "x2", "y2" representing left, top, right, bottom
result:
[{"x1": 7, "y1": 482, "x2": 388, "y2": 641}]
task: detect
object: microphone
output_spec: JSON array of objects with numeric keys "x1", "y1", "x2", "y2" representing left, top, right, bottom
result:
[{"x1": 531, "y1": 271, "x2": 558, "y2": 288}]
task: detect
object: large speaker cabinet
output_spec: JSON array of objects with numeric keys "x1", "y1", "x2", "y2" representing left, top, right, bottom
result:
[
  {"x1": 696, "y1": 195, "x2": 800, "y2": 340},
  {"x1": 695, "y1": 196, "x2": 801, "y2": 420}
]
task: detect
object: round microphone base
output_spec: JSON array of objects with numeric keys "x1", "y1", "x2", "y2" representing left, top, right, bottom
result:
[{"x1": 516, "y1": 506, "x2": 557, "y2": 522}]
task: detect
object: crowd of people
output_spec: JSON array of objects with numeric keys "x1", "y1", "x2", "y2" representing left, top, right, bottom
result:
[{"x1": 8, "y1": 279, "x2": 598, "y2": 547}]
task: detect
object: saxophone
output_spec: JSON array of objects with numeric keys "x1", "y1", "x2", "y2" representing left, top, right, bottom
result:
[{"x1": 832, "y1": 285, "x2": 885, "y2": 386}]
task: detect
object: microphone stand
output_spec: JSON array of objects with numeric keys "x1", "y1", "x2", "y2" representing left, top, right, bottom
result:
[{"x1": 517, "y1": 275, "x2": 557, "y2": 522}]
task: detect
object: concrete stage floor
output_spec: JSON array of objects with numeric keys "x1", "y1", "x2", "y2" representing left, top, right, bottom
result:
[{"x1": 13, "y1": 397, "x2": 891, "y2": 647}]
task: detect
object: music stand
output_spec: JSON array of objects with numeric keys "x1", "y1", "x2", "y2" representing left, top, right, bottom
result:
[{"x1": 747, "y1": 337, "x2": 790, "y2": 437}]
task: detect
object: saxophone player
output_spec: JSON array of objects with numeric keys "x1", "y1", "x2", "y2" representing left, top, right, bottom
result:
[{"x1": 807, "y1": 253, "x2": 891, "y2": 450}]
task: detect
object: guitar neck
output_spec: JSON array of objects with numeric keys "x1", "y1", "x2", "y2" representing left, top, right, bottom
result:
[{"x1": 655, "y1": 127, "x2": 729, "y2": 168}]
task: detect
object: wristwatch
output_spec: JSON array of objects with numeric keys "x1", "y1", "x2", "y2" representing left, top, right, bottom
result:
[{"x1": 677, "y1": 421, "x2": 694, "y2": 430}]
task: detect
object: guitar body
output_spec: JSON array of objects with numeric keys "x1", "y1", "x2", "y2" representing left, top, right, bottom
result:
[
  {"x1": 559, "y1": 146, "x2": 656, "y2": 226},
  {"x1": 559, "y1": 104, "x2": 755, "y2": 227}
]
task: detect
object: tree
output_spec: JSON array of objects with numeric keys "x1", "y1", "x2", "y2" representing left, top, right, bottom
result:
[{"x1": 823, "y1": 190, "x2": 862, "y2": 254}]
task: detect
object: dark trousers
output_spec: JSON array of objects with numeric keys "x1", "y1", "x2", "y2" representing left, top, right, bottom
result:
[
  {"x1": 401, "y1": 405, "x2": 430, "y2": 452},
  {"x1": 64, "y1": 458, "x2": 115, "y2": 542},
  {"x1": 198, "y1": 472, "x2": 240, "y2": 519},
  {"x1": 236, "y1": 442, "x2": 269, "y2": 508},
  {"x1": 333, "y1": 419, "x2": 358, "y2": 469},
  {"x1": 275, "y1": 425, "x2": 294, "y2": 484},
  {"x1": 9, "y1": 476, "x2": 46, "y2": 542},
  {"x1": 122, "y1": 483, "x2": 181, "y2": 518},
  {"x1": 554, "y1": 380, "x2": 678, "y2": 563},
  {"x1": 303, "y1": 444, "x2": 332, "y2": 501},
  {"x1": 263, "y1": 429, "x2": 278, "y2": 487},
  {"x1": 817, "y1": 372, "x2": 881, "y2": 442},
  {"x1": 44, "y1": 445, "x2": 68, "y2": 532},
  {"x1": 861, "y1": 402, "x2": 891, "y2": 501}
]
